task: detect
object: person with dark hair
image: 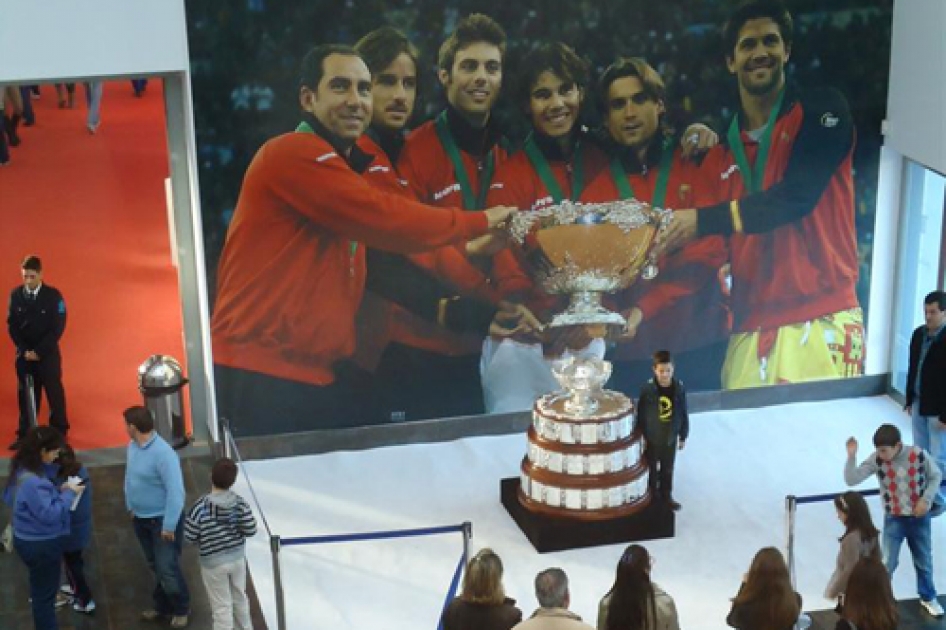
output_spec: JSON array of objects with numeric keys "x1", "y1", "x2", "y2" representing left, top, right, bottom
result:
[
  {"x1": 845, "y1": 423, "x2": 944, "y2": 617},
  {"x1": 825, "y1": 491, "x2": 880, "y2": 609},
  {"x1": 581, "y1": 56, "x2": 729, "y2": 393},
  {"x1": 597, "y1": 544, "x2": 679, "y2": 630},
  {"x1": 905, "y1": 290, "x2": 946, "y2": 500},
  {"x1": 54, "y1": 444, "x2": 96, "y2": 614},
  {"x1": 352, "y1": 27, "x2": 539, "y2": 420},
  {"x1": 513, "y1": 567, "x2": 593, "y2": 630},
  {"x1": 390, "y1": 13, "x2": 513, "y2": 420},
  {"x1": 123, "y1": 405, "x2": 191, "y2": 627},
  {"x1": 184, "y1": 457, "x2": 257, "y2": 630},
  {"x1": 481, "y1": 41, "x2": 610, "y2": 412},
  {"x1": 664, "y1": 0, "x2": 864, "y2": 390},
  {"x1": 441, "y1": 548, "x2": 522, "y2": 630},
  {"x1": 634, "y1": 350, "x2": 689, "y2": 510},
  {"x1": 210, "y1": 42, "x2": 515, "y2": 435},
  {"x1": 726, "y1": 547, "x2": 801, "y2": 630},
  {"x1": 2, "y1": 426, "x2": 82, "y2": 630},
  {"x1": 836, "y1": 557, "x2": 898, "y2": 630},
  {"x1": 7, "y1": 254, "x2": 70, "y2": 451}
]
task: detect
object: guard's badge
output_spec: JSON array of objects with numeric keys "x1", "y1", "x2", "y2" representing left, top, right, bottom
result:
[{"x1": 821, "y1": 112, "x2": 840, "y2": 128}]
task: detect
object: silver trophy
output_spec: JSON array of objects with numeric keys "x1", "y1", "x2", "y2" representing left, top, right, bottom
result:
[{"x1": 507, "y1": 199, "x2": 671, "y2": 330}]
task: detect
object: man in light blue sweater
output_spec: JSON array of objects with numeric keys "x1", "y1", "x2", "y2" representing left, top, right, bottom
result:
[{"x1": 123, "y1": 405, "x2": 191, "y2": 627}]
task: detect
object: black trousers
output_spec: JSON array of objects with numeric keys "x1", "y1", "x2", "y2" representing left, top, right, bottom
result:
[
  {"x1": 645, "y1": 441, "x2": 677, "y2": 500},
  {"x1": 214, "y1": 363, "x2": 381, "y2": 437},
  {"x1": 373, "y1": 343, "x2": 484, "y2": 422},
  {"x1": 63, "y1": 549, "x2": 93, "y2": 605},
  {"x1": 16, "y1": 351, "x2": 69, "y2": 438}
]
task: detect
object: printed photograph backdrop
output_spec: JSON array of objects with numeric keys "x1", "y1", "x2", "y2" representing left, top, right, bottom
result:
[{"x1": 187, "y1": 0, "x2": 892, "y2": 433}]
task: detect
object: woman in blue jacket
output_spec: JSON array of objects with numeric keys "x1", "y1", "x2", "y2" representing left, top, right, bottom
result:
[{"x1": 3, "y1": 427, "x2": 82, "y2": 630}]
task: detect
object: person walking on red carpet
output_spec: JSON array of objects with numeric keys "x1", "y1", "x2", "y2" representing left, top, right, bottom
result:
[{"x1": 7, "y1": 255, "x2": 69, "y2": 451}]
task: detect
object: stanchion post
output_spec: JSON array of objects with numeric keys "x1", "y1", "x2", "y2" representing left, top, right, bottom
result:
[
  {"x1": 785, "y1": 495, "x2": 797, "y2": 589},
  {"x1": 271, "y1": 535, "x2": 287, "y2": 630},
  {"x1": 461, "y1": 521, "x2": 472, "y2": 571},
  {"x1": 221, "y1": 417, "x2": 234, "y2": 460}
]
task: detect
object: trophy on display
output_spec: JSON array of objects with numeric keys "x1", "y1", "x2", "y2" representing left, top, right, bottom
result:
[{"x1": 501, "y1": 199, "x2": 675, "y2": 540}]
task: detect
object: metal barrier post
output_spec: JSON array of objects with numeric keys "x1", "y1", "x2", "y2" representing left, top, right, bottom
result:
[
  {"x1": 221, "y1": 418, "x2": 234, "y2": 460},
  {"x1": 461, "y1": 521, "x2": 472, "y2": 570},
  {"x1": 25, "y1": 374, "x2": 38, "y2": 428},
  {"x1": 785, "y1": 495, "x2": 797, "y2": 589},
  {"x1": 272, "y1": 535, "x2": 287, "y2": 630}
]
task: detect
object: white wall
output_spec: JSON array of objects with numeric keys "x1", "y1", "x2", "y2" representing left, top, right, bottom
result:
[
  {"x1": 885, "y1": 0, "x2": 946, "y2": 176},
  {"x1": 0, "y1": 0, "x2": 188, "y2": 83}
]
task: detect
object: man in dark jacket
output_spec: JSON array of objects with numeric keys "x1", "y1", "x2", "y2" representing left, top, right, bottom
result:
[
  {"x1": 906, "y1": 290, "x2": 946, "y2": 495},
  {"x1": 7, "y1": 255, "x2": 69, "y2": 449},
  {"x1": 636, "y1": 349, "x2": 689, "y2": 511}
]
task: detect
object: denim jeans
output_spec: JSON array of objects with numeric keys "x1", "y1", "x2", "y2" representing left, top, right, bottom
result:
[
  {"x1": 912, "y1": 405, "x2": 946, "y2": 508},
  {"x1": 14, "y1": 536, "x2": 64, "y2": 630},
  {"x1": 883, "y1": 513, "x2": 937, "y2": 601},
  {"x1": 133, "y1": 516, "x2": 190, "y2": 616}
]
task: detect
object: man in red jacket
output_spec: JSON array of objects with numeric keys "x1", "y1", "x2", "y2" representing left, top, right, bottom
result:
[
  {"x1": 662, "y1": 0, "x2": 864, "y2": 389},
  {"x1": 580, "y1": 57, "x2": 730, "y2": 393},
  {"x1": 210, "y1": 44, "x2": 514, "y2": 436}
]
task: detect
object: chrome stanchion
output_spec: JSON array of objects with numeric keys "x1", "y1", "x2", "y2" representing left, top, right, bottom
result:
[
  {"x1": 272, "y1": 535, "x2": 287, "y2": 630},
  {"x1": 785, "y1": 495, "x2": 797, "y2": 589}
]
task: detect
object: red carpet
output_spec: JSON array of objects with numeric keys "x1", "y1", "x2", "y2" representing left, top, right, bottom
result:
[{"x1": 0, "y1": 81, "x2": 186, "y2": 450}]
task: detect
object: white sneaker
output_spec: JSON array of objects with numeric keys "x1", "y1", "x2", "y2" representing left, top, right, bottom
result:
[
  {"x1": 73, "y1": 599, "x2": 96, "y2": 614},
  {"x1": 921, "y1": 598, "x2": 945, "y2": 617}
]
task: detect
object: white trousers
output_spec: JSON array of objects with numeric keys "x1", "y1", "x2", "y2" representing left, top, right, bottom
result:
[{"x1": 201, "y1": 558, "x2": 252, "y2": 630}]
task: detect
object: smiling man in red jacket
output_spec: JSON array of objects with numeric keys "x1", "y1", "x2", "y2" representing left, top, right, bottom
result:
[
  {"x1": 662, "y1": 0, "x2": 864, "y2": 389},
  {"x1": 210, "y1": 44, "x2": 514, "y2": 436}
]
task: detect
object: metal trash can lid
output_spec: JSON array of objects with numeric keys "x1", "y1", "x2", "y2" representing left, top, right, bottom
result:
[{"x1": 138, "y1": 355, "x2": 186, "y2": 389}]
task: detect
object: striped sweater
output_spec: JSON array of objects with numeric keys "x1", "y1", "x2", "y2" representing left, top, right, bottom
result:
[{"x1": 184, "y1": 490, "x2": 257, "y2": 568}]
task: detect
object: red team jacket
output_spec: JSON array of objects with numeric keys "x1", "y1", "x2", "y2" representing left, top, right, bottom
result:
[
  {"x1": 394, "y1": 114, "x2": 508, "y2": 355},
  {"x1": 211, "y1": 127, "x2": 489, "y2": 387},
  {"x1": 580, "y1": 142, "x2": 731, "y2": 360},
  {"x1": 697, "y1": 86, "x2": 859, "y2": 334}
]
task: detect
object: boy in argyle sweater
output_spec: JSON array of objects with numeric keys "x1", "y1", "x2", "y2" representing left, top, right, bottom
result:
[{"x1": 844, "y1": 423, "x2": 944, "y2": 618}]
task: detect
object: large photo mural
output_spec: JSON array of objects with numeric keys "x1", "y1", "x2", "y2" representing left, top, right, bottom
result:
[{"x1": 186, "y1": 0, "x2": 892, "y2": 436}]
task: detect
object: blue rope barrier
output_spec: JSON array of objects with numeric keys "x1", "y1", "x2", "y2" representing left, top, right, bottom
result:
[
  {"x1": 792, "y1": 480, "x2": 946, "y2": 506},
  {"x1": 281, "y1": 523, "x2": 468, "y2": 547},
  {"x1": 437, "y1": 553, "x2": 466, "y2": 630}
]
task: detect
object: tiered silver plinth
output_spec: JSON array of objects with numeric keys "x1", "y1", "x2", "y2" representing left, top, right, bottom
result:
[{"x1": 519, "y1": 390, "x2": 650, "y2": 520}]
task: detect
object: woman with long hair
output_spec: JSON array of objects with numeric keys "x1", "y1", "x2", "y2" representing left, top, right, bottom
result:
[
  {"x1": 3, "y1": 426, "x2": 82, "y2": 630},
  {"x1": 440, "y1": 548, "x2": 522, "y2": 630},
  {"x1": 598, "y1": 544, "x2": 680, "y2": 630},
  {"x1": 825, "y1": 491, "x2": 881, "y2": 608},
  {"x1": 726, "y1": 547, "x2": 801, "y2": 630},
  {"x1": 837, "y1": 557, "x2": 898, "y2": 630}
]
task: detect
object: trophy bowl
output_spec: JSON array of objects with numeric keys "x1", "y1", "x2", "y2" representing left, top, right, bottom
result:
[{"x1": 507, "y1": 199, "x2": 672, "y2": 329}]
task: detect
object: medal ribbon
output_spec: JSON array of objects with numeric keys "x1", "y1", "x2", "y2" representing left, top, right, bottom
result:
[
  {"x1": 726, "y1": 87, "x2": 786, "y2": 193},
  {"x1": 523, "y1": 133, "x2": 585, "y2": 203},
  {"x1": 435, "y1": 111, "x2": 495, "y2": 209},
  {"x1": 607, "y1": 137, "x2": 675, "y2": 207}
]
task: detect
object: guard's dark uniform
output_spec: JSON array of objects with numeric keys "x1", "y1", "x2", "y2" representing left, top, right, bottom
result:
[{"x1": 7, "y1": 284, "x2": 69, "y2": 438}]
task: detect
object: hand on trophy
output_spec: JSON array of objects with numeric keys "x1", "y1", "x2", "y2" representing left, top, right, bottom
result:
[
  {"x1": 617, "y1": 307, "x2": 643, "y2": 342},
  {"x1": 467, "y1": 205, "x2": 518, "y2": 257},
  {"x1": 489, "y1": 301, "x2": 544, "y2": 339},
  {"x1": 679, "y1": 123, "x2": 719, "y2": 160},
  {"x1": 542, "y1": 325, "x2": 594, "y2": 358},
  {"x1": 655, "y1": 208, "x2": 698, "y2": 257}
]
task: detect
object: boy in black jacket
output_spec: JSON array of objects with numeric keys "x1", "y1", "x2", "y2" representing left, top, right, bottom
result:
[{"x1": 636, "y1": 350, "x2": 689, "y2": 511}]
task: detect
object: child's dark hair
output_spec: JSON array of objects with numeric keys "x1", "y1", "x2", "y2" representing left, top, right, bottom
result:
[
  {"x1": 872, "y1": 424, "x2": 901, "y2": 448},
  {"x1": 834, "y1": 491, "x2": 880, "y2": 549},
  {"x1": 57, "y1": 443, "x2": 83, "y2": 478},
  {"x1": 211, "y1": 458, "x2": 239, "y2": 490},
  {"x1": 652, "y1": 350, "x2": 673, "y2": 367}
]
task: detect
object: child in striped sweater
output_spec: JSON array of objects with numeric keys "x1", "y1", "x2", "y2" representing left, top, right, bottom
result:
[{"x1": 184, "y1": 458, "x2": 257, "y2": 630}]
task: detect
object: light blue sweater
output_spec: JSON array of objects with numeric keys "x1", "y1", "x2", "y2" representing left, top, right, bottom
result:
[{"x1": 124, "y1": 433, "x2": 185, "y2": 531}]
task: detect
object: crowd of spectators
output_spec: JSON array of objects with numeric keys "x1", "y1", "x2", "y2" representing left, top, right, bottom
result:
[{"x1": 186, "y1": 0, "x2": 891, "y2": 314}]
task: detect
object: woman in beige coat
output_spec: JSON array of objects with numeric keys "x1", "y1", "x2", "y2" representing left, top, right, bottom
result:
[
  {"x1": 597, "y1": 545, "x2": 680, "y2": 630},
  {"x1": 825, "y1": 491, "x2": 881, "y2": 609}
]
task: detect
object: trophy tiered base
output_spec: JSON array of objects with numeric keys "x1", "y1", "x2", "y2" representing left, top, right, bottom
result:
[{"x1": 500, "y1": 358, "x2": 674, "y2": 552}]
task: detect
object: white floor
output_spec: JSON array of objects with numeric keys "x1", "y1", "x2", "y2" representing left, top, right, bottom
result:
[{"x1": 235, "y1": 396, "x2": 946, "y2": 630}]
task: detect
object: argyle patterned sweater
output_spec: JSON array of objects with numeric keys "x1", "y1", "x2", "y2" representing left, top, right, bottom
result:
[{"x1": 845, "y1": 445, "x2": 942, "y2": 516}]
